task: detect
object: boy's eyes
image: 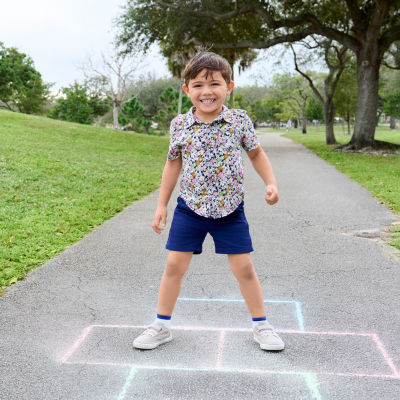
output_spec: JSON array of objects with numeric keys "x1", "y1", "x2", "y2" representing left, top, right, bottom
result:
[{"x1": 193, "y1": 83, "x2": 220, "y2": 88}]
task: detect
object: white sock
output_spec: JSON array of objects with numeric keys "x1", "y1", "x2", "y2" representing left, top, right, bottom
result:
[
  {"x1": 252, "y1": 318, "x2": 267, "y2": 329},
  {"x1": 155, "y1": 317, "x2": 171, "y2": 328}
]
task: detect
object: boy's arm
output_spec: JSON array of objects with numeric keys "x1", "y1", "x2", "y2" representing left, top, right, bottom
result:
[
  {"x1": 246, "y1": 146, "x2": 279, "y2": 205},
  {"x1": 152, "y1": 157, "x2": 182, "y2": 234}
]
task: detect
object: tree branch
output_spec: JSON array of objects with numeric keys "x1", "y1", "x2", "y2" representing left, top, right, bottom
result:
[
  {"x1": 380, "y1": 24, "x2": 400, "y2": 54},
  {"x1": 187, "y1": 26, "x2": 316, "y2": 50},
  {"x1": 382, "y1": 61, "x2": 400, "y2": 70},
  {"x1": 290, "y1": 44, "x2": 324, "y2": 104},
  {"x1": 156, "y1": 1, "x2": 360, "y2": 52}
]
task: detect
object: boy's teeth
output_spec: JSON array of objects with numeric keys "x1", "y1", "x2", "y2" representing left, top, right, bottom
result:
[{"x1": 201, "y1": 99, "x2": 214, "y2": 103}]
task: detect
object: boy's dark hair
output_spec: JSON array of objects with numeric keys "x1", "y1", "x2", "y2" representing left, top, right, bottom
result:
[{"x1": 183, "y1": 51, "x2": 232, "y2": 85}]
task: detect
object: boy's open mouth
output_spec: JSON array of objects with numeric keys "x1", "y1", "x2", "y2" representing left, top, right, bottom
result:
[{"x1": 200, "y1": 99, "x2": 215, "y2": 104}]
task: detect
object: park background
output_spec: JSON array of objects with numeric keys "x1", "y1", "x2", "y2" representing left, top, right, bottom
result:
[{"x1": 1, "y1": 0, "x2": 400, "y2": 293}]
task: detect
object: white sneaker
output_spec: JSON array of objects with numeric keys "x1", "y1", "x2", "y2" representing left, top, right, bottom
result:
[
  {"x1": 253, "y1": 321, "x2": 285, "y2": 351},
  {"x1": 132, "y1": 321, "x2": 173, "y2": 350}
]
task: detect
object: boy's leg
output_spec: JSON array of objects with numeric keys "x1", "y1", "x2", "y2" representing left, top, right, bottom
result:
[
  {"x1": 157, "y1": 250, "x2": 193, "y2": 315},
  {"x1": 227, "y1": 253, "x2": 265, "y2": 318},
  {"x1": 133, "y1": 250, "x2": 192, "y2": 350},
  {"x1": 227, "y1": 253, "x2": 284, "y2": 351}
]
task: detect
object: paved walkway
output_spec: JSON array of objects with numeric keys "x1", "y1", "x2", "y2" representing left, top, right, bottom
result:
[{"x1": 1, "y1": 133, "x2": 399, "y2": 400}]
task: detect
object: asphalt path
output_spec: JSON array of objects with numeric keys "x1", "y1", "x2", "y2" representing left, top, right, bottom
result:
[{"x1": 1, "y1": 132, "x2": 400, "y2": 400}]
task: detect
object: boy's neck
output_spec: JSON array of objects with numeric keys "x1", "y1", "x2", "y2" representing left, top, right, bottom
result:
[{"x1": 193, "y1": 106, "x2": 224, "y2": 123}]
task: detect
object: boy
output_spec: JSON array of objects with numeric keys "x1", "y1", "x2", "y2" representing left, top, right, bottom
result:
[{"x1": 133, "y1": 51, "x2": 284, "y2": 351}]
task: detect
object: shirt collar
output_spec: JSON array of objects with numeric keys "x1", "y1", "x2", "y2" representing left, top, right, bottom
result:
[{"x1": 183, "y1": 105, "x2": 234, "y2": 129}]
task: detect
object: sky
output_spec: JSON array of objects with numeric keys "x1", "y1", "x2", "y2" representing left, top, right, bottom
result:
[{"x1": 0, "y1": 0, "x2": 294, "y2": 91}]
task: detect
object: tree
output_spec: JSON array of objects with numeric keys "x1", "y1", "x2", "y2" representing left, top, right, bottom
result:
[
  {"x1": 81, "y1": 48, "x2": 144, "y2": 129},
  {"x1": 382, "y1": 91, "x2": 400, "y2": 129},
  {"x1": 306, "y1": 96, "x2": 324, "y2": 122},
  {"x1": 334, "y1": 57, "x2": 358, "y2": 135},
  {"x1": 0, "y1": 42, "x2": 51, "y2": 114},
  {"x1": 380, "y1": 43, "x2": 400, "y2": 129},
  {"x1": 155, "y1": 86, "x2": 192, "y2": 133},
  {"x1": 133, "y1": 75, "x2": 181, "y2": 120},
  {"x1": 116, "y1": 1, "x2": 259, "y2": 109},
  {"x1": 50, "y1": 83, "x2": 110, "y2": 125},
  {"x1": 119, "y1": 94, "x2": 151, "y2": 132},
  {"x1": 272, "y1": 73, "x2": 311, "y2": 133},
  {"x1": 125, "y1": 1, "x2": 400, "y2": 150},
  {"x1": 289, "y1": 38, "x2": 349, "y2": 144},
  {"x1": 50, "y1": 83, "x2": 94, "y2": 124},
  {"x1": 252, "y1": 97, "x2": 282, "y2": 123}
]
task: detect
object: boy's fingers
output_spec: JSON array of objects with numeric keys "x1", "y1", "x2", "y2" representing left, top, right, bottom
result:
[
  {"x1": 152, "y1": 216, "x2": 162, "y2": 233},
  {"x1": 152, "y1": 212, "x2": 167, "y2": 234}
]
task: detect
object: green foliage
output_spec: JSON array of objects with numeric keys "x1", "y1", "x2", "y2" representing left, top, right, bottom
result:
[
  {"x1": 119, "y1": 94, "x2": 145, "y2": 129},
  {"x1": 133, "y1": 75, "x2": 181, "y2": 120},
  {"x1": 306, "y1": 96, "x2": 324, "y2": 122},
  {"x1": 50, "y1": 83, "x2": 110, "y2": 125},
  {"x1": 380, "y1": 67, "x2": 400, "y2": 119},
  {"x1": 382, "y1": 91, "x2": 400, "y2": 119},
  {"x1": 233, "y1": 93, "x2": 250, "y2": 110},
  {"x1": 116, "y1": 1, "x2": 260, "y2": 81},
  {"x1": 252, "y1": 97, "x2": 280, "y2": 122},
  {"x1": 334, "y1": 58, "x2": 357, "y2": 123},
  {"x1": 155, "y1": 86, "x2": 192, "y2": 133},
  {"x1": 116, "y1": 0, "x2": 400, "y2": 148},
  {"x1": 0, "y1": 42, "x2": 51, "y2": 114}
]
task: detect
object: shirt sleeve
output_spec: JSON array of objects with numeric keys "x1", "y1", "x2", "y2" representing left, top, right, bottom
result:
[
  {"x1": 167, "y1": 117, "x2": 182, "y2": 160},
  {"x1": 241, "y1": 111, "x2": 260, "y2": 151}
]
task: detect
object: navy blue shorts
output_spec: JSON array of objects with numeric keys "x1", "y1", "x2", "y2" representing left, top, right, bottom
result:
[{"x1": 166, "y1": 197, "x2": 254, "y2": 255}]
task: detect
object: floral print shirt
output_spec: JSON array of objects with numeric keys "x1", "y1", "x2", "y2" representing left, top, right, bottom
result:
[{"x1": 167, "y1": 105, "x2": 260, "y2": 218}]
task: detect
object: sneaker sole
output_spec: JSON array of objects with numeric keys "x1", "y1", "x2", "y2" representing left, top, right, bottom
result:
[
  {"x1": 132, "y1": 335, "x2": 173, "y2": 350},
  {"x1": 254, "y1": 336, "x2": 285, "y2": 351}
]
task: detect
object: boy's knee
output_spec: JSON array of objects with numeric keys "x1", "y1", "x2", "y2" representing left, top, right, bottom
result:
[
  {"x1": 165, "y1": 257, "x2": 188, "y2": 278},
  {"x1": 234, "y1": 262, "x2": 256, "y2": 281}
]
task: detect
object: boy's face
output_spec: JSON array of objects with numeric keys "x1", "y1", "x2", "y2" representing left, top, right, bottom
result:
[{"x1": 182, "y1": 69, "x2": 234, "y2": 122}]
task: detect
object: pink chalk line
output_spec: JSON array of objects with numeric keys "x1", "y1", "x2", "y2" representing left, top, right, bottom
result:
[
  {"x1": 216, "y1": 330, "x2": 226, "y2": 368},
  {"x1": 61, "y1": 360, "x2": 400, "y2": 380},
  {"x1": 60, "y1": 324, "x2": 400, "y2": 379}
]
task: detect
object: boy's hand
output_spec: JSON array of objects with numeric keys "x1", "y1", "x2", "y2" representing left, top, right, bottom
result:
[
  {"x1": 265, "y1": 185, "x2": 279, "y2": 205},
  {"x1": 152, "y1": 206, "x2": 167, "y2": 234}
]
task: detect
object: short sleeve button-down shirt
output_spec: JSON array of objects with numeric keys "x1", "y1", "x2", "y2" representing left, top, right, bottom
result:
[{"x1": 167, "y1": 105, "x2": 260, "y2": 218}]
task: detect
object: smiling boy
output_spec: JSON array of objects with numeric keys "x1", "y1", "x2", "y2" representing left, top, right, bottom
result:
[{"x1": 133, "y1": 51, "x2": 284, "y2": 351}]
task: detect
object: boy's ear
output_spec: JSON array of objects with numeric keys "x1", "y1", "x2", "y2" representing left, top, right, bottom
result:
[
  {"x1": 227, "y1": 81, "x2": 235, "y2": 94},
  {"x1": 182, "y1": 84, "x2": 189, "y2": 95}
]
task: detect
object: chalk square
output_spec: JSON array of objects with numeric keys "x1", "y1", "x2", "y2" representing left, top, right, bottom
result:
[
  {"x1": 64, "y1": 326, "x2": 220, "y2": 369},
  {"x1": 221, "y1": 331, "x2": 395, "y2": 376},
  {"x1": 175, "y1": 298, "x2": 302, "y2": 330},
  {"x1": 122, "y1": 369, "x2": 314, "y2": 400}
]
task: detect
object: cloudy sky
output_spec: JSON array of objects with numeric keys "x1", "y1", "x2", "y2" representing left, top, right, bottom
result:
[{"x1": 1, "y1": 0, "x2": 290, "y2": 91}]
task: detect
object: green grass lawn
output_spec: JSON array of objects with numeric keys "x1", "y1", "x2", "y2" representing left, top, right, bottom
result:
[
  {"x1": 0, "y1": 110, "x2": 169, "y2": 292},
  {"x1": 280, "y1": 125, "x2": 400, "y2": 250}
]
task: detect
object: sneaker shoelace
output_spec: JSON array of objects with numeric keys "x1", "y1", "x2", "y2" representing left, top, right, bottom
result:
[
  {"x1": 142, "y1": 326, "x2": 161, "y2": 337},
  {"x1": 257, "y1": 326, "x2": 279, "y2": 338}
]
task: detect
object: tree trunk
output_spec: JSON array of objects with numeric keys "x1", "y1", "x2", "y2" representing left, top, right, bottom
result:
[
  {"x1": 324, "y1": 99, "x2": 337, "y2": 144},
  {"x1": 178, "y1": 83, "x2": 183, "y2": 114},
  {"x1": 390, "y1": 115, "x2": 396, "y2": 129},
  {"x1": 301, "y1": 106, "x2": 307, "y2": 133},
  {"x1": 349, "y1": 46, "x2": 381, "y2": 148},
  {"x1": 113, "y1": 101, "x2": 121, "y2": 129},
  {"x1": 294, "y1": 119, "x2": 298, "y2": 128}
]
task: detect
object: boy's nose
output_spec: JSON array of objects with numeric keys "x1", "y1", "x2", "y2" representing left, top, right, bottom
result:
[{"x1": 201, "y1": 86, "x2": 213, "y2": 95}]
